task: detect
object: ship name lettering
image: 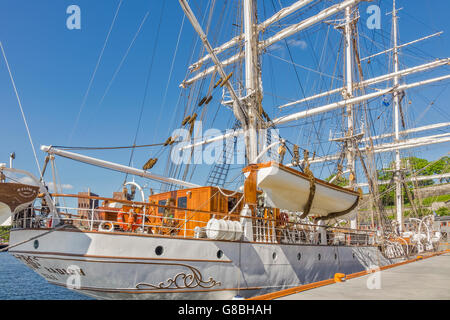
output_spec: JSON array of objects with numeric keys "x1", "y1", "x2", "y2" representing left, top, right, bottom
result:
[
  {"x1": 41, "y1": 273, "x2": 59, "y2": 281},
  {"x1": 14, "y1": 254, "x2": 41, "y2": 270},
  {"x1": 44, "y1": 267, "x2": 86, "y2": 276}
]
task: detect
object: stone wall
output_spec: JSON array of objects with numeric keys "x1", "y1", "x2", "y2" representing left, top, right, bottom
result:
[{"x1": 413, "y1": 183, "x2": 450, "y2": 199}]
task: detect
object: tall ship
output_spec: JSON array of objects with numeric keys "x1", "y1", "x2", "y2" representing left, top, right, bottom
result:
[{"x1": 1, "y1": 0, "x2": 448, "y2": 299}]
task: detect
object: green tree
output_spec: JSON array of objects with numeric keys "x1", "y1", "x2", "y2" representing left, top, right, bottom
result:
[
  {"x1": 376, "y1": 156, "x2": 445, "y2": 206},
  {"x1": 0, "y1": 226, "x2": 10, "y2": 242},
  {"x1": 426, "y1": 156, "x2": 450, "y2": 183},
  {"x1": 436, "y1": 207, "x2": 449, "y2": 217},
  {"x1": 325, "y1": 174, "x2": 349, "y2": 187},
  {"x1": 377, "y1": 168, "x2": 395, "y2": 206},
  {"x1": 402, "y1": 157, "x2": 434, "y2": 186}
]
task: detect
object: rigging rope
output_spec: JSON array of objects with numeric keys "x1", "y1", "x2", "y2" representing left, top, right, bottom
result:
[
  {"x1": 98, "y1": 11, "x2": 150, "y2": 107},
  {"x1": 158, "y1": 16, "x2": 187, "y2": 148},
  {"x1": 0, "y1": 42, "x2": 41, "y2": 173},
  {"x1": 126, "y1": 2, "x2": 167, "y2": 182},
  {"x1": 69, "y1": 0, "x2": 123, "y2": 143}
]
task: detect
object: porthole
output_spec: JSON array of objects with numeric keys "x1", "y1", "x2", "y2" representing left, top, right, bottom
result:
[
  {"x1": 155, "y1": 246, "x2": 164, "y2": 256},
  {"x1": 318, "y1": 253, "x2": 321, "y2": 261},
  {"x1": 217, "y1": 250, "x2": 223, "y2": 259},
  {"x1": 297, "y1": 253, "x2": 302, "y2": 261},
  {"x1": 272, "y1": 252, "x2": 277, "y2": 260},
  {"x1": 334, "y1": 253, "x2": 338, "y2": 260},
  {"x1": 352, "y1": 253, "x2": 356, "y2": 259},
  {"x1": 33, "y1": 240, "x2": 39, "y2": 249}
]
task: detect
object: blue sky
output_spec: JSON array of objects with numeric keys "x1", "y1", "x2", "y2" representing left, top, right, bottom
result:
[{"x1": 0, "y1": 0, "x2": 449, "y2": 198}]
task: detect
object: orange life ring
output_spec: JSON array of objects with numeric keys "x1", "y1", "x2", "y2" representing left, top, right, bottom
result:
[{"x1": 99, "y1": 221, "x2": 114, "y2": 232}]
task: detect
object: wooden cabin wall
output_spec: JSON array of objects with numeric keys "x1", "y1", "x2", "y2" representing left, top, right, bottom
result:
[
  {"x1": 184, "y1": 188, "x2": 212, "y2": 237},
  {"x1": 147, "y1": 187, "x2": 243, "y2": 237}
]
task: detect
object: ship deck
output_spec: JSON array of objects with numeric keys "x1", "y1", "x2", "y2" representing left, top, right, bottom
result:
[{"x1": 250, "y1": 245, "x2": 450, "y2": 300}]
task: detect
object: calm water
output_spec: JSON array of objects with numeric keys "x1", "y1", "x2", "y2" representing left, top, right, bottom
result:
[{"x1": 0, "y1": 252, "x2": 93, "y2": 300}]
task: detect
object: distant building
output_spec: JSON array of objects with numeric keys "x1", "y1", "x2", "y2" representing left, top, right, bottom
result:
[
  {"x1": 77, "y1": 190, "x2": 99, "y2": 227},
  {"x1": 77, "y1": 191, "x2": 99, "y2": 215},
  {"x1": 113, "y1": 186, "x2": 135, "y2": 201},
  {"x1": 113, "y1": 191, "x2": 126, "y2": 201}
]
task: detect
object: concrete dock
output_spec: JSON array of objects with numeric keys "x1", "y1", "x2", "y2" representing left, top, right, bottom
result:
[
  {"x1": 276, "y1": 252, "x2": 450, "y2": 300},
  {"x1": 247, "y1": 248, "x2": 450, "y2": 300}
]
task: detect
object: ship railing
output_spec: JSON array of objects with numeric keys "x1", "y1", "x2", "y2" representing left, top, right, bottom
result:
[
  {"x1": 14, "y1": 205, "x2": 212, "y2": 238},
  {"x1": 10, "y1": 206, "x2": 39, "y2": 229},
  {"x1": 273, "y1": 221, "x2": 376, "y2": 246},
  {"x1": 11, "y1": 195, "x2": 378, "y2": 246}
]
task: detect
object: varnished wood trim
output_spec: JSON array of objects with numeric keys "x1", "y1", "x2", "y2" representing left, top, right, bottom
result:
[{"x1": 51, "y1": 191, "x2": 242, "y2": 217}]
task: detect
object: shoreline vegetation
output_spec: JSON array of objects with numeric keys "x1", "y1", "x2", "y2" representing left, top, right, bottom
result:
[
  {"x1": 325, "y1": 156, "x2": 449, "y2": 221},
  {"x1": 0, "y1": 226, "x2": 11, "y2": 242}
]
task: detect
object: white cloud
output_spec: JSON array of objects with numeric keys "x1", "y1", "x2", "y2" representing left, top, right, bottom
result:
[
  {"x1": 267, "y1": 43, "x2": 284, "y2": 52},
  {"x1": 18, "y1": 176, "x2": 38, "y2": 186},
  {"x1": 46, "y1": 182, "x2": 74, "y2": 193},
  {"x1": 267, "y1": 39, "x2": 308, "y2": 54},
  {"x1": 288, "y1": 39, "x2": 307, "y2": 50}
]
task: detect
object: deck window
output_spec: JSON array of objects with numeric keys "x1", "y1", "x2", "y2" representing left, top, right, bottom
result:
[
  {"x1": 228, "y1": 197, "x2": 238, "y2": 212},
  {"x1": 177, "y1": 197, "x2": 187, "y2": 209},
  {"x1": 158, "y1": 200, "x2": 167, "y2": 214}
]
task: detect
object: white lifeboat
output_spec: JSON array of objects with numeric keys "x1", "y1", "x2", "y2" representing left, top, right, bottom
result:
[{"x1": 251, "y1": 162, "x2": 361, "y2": 220}]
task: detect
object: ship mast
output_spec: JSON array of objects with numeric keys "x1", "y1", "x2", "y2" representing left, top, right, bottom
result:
[
  {"x1": 392, "y1": 0, "x2": 404, "y2": 232},
  {"x1": 244, "y1": 0, "x2": 261, "y2": 164},
  {"x1": 343, "y1": 6, "x2": 357, "y2": 228},
  {"x1": 179, "y1": 0, "x2": 449, "y2": 182}
]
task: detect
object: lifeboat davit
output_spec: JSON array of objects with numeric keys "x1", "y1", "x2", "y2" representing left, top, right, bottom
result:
[{"x1": 248, "y1": 162, "x2": 361, "y2": 220}]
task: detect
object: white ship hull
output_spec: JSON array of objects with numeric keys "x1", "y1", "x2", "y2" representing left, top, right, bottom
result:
[{"x1": 9, "y1": 229, "x2": 399, "y2": 300}]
